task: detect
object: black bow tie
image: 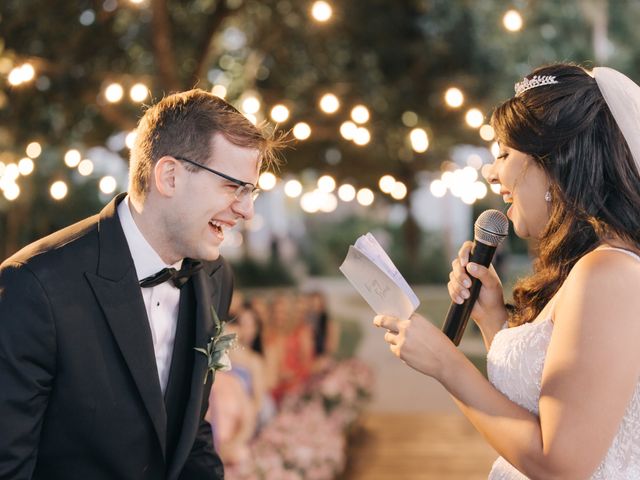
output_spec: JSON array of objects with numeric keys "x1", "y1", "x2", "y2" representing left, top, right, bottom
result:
[{"x1": 139, "y1": 259, "x2": 203, "y2": 289}]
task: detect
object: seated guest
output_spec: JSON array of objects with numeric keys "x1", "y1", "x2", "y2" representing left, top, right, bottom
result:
[{"x1": 205, "y1": 371, "x2": 255, "y2": 466}]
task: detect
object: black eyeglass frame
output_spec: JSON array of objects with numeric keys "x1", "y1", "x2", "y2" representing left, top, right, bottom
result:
[{"x1": 173, "y1": 155, "x2": 261, "y2": 201}]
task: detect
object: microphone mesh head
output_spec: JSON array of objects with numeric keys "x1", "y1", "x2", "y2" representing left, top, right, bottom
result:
[{"x1": 474, "y1": 209, "x2": 509, "y2": 247}]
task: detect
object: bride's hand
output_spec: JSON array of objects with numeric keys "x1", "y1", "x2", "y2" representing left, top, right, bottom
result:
[
  {"x1": 374, "y1": 313, "x2": 460, "y2": 380},
  {"x1": 448, "y1": 241, "x2": 508, "y2": 332}
]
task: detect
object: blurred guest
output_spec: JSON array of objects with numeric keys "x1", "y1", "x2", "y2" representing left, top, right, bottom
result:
[
  {"x1": 206, "y1": 371, "x2": 255, "y2": 466},
  {"x1": 307, "y1": 291, "x2": 340, "y2": 370},
  {"x1": 265, "y1": 293, "x2": 313, "y2": 403}
]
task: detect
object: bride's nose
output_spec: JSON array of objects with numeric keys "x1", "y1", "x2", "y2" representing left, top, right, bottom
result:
[{"x1": 482, "y1": 162, "x2": 499, "y2": 184}]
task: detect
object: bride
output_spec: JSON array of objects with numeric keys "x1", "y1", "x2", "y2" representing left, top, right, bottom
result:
[{"x1": 375, "y1": 63, "x2": 640, "y2": 479}]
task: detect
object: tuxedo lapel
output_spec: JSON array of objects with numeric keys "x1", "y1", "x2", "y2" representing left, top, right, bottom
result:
[
  {"x1": 167, "y1": 260, "x2": 223, "y2": 480},
  {"x1": 85, "y1": 194, "x2": 167, "y2": 458}
]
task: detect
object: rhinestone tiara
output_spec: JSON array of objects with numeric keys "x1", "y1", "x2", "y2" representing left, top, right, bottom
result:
[{"x1": 514, "y1": 75, "x2": 559, "y2": 96}]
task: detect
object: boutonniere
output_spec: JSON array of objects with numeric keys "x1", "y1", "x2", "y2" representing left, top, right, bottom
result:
[{"x1": 194, "y1": 306, "x2": 237, "y2": 384}]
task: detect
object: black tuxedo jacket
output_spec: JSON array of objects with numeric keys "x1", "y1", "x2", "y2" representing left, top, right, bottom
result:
[{"x1": 0, "y1": 194, "x2": 230, "y2": 479}]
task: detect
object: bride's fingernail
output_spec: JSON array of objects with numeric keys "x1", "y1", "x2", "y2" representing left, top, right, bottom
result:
[
  {"x1": 463, "y1": 279, "x2": 471, "y2": 288},
  {"x1": 468, "y1": 263, "x2": 477, "y2": 273}
]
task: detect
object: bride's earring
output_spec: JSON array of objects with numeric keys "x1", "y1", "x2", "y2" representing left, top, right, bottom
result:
[{"x1": 544, "y1": 190, "x2": 552, "y2": 202}]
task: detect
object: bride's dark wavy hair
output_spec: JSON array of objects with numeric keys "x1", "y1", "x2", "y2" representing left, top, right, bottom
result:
[{"x1": 492, "y1": 63, "x2": 640, "y2": 326}]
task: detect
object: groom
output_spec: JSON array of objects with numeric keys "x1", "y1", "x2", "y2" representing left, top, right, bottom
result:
[{"x1": 0, "y1": 90, "x2": 281, "y2": 479}]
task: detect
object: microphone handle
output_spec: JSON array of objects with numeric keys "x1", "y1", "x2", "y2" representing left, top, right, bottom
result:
[{"x1": 442, "y1": 240, "x2": 496, "y2": 345}]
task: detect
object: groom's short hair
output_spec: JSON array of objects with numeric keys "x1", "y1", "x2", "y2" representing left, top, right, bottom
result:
[{"x1": 129, "y1": 89, "x2": 282, "y2": 199}]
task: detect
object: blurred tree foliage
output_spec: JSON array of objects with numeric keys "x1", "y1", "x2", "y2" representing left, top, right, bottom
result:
[{"x1": 2, "y1": 0, "x2": 640, "y2": 260}]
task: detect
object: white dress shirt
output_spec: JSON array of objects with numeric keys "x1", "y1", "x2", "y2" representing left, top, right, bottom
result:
[{"x1": 117, "y1": 196, "x2": 182, "y2": 395}]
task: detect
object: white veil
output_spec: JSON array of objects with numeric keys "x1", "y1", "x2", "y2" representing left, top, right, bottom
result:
[{"x1": 593, "y1": 67, "x2": 640, "y2": 176}]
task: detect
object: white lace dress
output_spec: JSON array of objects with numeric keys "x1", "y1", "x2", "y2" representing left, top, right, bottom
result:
[{"x1": 486, "y1": 247, "x2": 640, "y2": 479}]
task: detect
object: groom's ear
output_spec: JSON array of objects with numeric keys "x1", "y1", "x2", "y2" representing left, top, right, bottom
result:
[{"x1": 154, "y1": 156, "x2": 178, "y2": 197}]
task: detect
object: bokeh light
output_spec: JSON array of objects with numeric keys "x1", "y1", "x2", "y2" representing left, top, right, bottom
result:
[
  {"x1": 284, "y1": 179, "x2": 303, "y2": 198},
  {"x1": 317, "y1": 175, "x2": 336, "y2": 193},
  {"x1": 503, "y1": 10, "x2": 523, "y2": 32},
  {"x1": 409, "y1": 128, "x2": 429, "y2": 153},
  {"x1": 379, "y1": 175, "x2": 396, "y2": 193},
  {"x1": 319, "y1": 93, "x2": 340, "y2": 114},
  {"x1": 356, "y1": 188, "x2": 374, "y2": 206},
  {"x1": 293, "y1": 122, "x2": 311, "y2": 140},
  {"x1": 311, "y1": 1, "x2": 333, "y2": 22},
  {"x1": 351, "y1": 105, "x2": 370, "y2": 124},
  {"x1": 50, "y1": 181, "x2": 68, "y2": 200},
  {"x1": 99, "y1": 176, "x2": 118, "y2": 194},
  {"x1": 258, "y1": 172, "x2": 277, "y2": 190},
  {"x1": 338, "y1": 184, "x2": 356, "y2": 202},
  {"x1": 444, "y1": 87, "x2": 464, "y2": 108},
  {"x1": 129, "y1": 83, "x2": 149, "y2": 102},
  {"x1": 26, "y1": 141, "x2": 42, "y2": 159},
  {"x1": 105, "y1": 83, "x2": 124, "y2": 103},
  {"x1": 64, "y1": 149, "x2": 82, "y2": 168},
  {"x1": 270, "y1": 104, "x2": 290, "y2": 123},
  {"x1": 465, "y1": 108, "x2": 484, "y2": 128}
]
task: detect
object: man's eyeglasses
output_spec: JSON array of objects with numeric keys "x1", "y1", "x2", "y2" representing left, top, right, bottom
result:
[{"x1": 173, "y1": 156, "x2": 261, "y2": 202}]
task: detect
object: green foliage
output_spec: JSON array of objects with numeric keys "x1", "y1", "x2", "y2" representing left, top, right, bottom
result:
[
  {"x1": 298, "y1": 214, "x2": 383, "y2": 276},
  {"x1": 231, "y1": 255, "x2": 295, "y2": 288}
]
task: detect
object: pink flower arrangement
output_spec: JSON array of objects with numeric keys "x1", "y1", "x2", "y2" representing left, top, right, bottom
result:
[{"x1": 225, "y1": 359, "x2": 373, "y2": 480}]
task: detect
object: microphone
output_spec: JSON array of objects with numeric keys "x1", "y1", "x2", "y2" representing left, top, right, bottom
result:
[{"x1": 442, "y1": 209, "x2": 509, "y2": 345}]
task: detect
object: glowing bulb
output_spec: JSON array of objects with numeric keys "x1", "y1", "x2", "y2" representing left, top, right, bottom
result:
[
  {"x1": 4, "y1": 163, "x2": 19, "y2": 181},
  {"x1": 319, "y1": 192, "x2": 338, "y2": 212},
  {"x1": 3, "y1": 183, "x2": 20, "y2": 201},
  {"x1": 479, "y1": 124, "x2": 495, "y2": 141},
  {"x1": 211, "y1": 85, "x2": 227, "y2": 98},
  {"x1": 338, "y1": 184, "x2": 356, "y2": 202},
  {"x1": 105, "y1": 83, "x2": 124, "y2": 103},
  {"x1": 99, "y1": 176, "x2": 117, "y2": 194},
  {"x1": 311, "y1": 1, "x2": 332, "y2": 22},
  {"x1": 339, "y1": 121, "x2": 357, "y2": 140},
  {"x1": 503, "y1": 10, "x2": 523, "y2": 32},
  {"x1": 391, "y1": 181, "x2": 407, "y2": 200},
  {"x1": 18, "y1": 158, "x2": 34, "y2": 175},
  {"x1": 465, "y1": 108, "x2": 484, "y2": 128},
  {"x1": 20, "y1": 63, "x2": 35, "y2": 82},
  {"x1": 284, "y1": 179, "x2": 303, "y2": 198},
  {"x1": 319, "y1": 93, "x2": 340, "y2": 114},
  {"x1": 26, "y1": 141, "x2": 42, "y2": 159},
  {"x1": 379, "y1": 175, "x2": 396, "y2": 193},
  {"x1": 491, "y1": 183, "x2": 502, "y2": 194},
  {"x1": 258, "y1": 172, "x2": 277, "y2": 190},
  {"x1": 356, "y1": 188, "x2": 374, "y2": 206},
  {"x1": 462, "y1": 191, "x2": 477, "y2": 205},
  {"x1": 317, "y1": 175, "x2": 336, "y2": 193},
  {"x1": 129, "y1": 83, "x2": 149, "y2": 102},
  {"x1": 78, "y1": 159, "x2": 94, "y2": 176},
  {"x1": 410, "y1": 128, "x2": 429, "y2": 153},
  {"x1": 473, "y1": 181, "x2": 488, "y2": 199},
  {"x1": 50, "y1": 181, "x2": 68, "y2": 200},
  {"x1": 300, "y1": 191, "x2": 321, "y2": 213},
  {"x1": 353, "y1": 127, "x2": 370, "y2": 146},
  {"x1": 293, "y1": 122, "x2": 311, "y2": 140},
  {"x1": 350, "y1": 105, "x2": 370, "y2": 124},
  {"x1": 8, "y1": 67, "x2": 23, "y2": 86},
  {"x1": 445, "y1": 87, "x2": 464, "y2": 108},
  {"x1": 241, "y1": 96, "x2": 261, "y2": 114},
  {"x1": 430, "y1": 179, "x2": 447, "y2": 197},
  {"x1": 462, "y1": 166, "x2": 479, "y2": 182},
  {"x1": 64, "y1": 149, "x2": 82, "y2": 167},
  {"x1": 270, "y1": 104, "x2": 290, "y2": 123}
]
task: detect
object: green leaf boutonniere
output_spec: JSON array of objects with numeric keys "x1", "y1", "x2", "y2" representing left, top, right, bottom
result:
[{"x1": 194, "y1": 306, "x2": 237, "y2": 384}]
